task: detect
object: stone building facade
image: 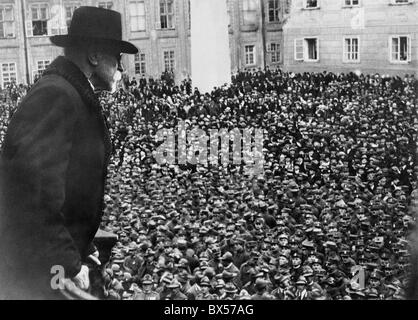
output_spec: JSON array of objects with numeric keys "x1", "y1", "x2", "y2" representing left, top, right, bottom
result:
[
  {"x1": 0, "y1": 0, "x2": 290, "y2": 87},
  {"x1": 1, "y1": 0, "x2": 416, "y2": 87},
  {"x1": 283, "y1": 0, "x2": 418, "y2": 76}
]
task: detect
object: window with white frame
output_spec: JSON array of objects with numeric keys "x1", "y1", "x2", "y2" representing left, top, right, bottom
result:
[
  {"x1": 268, "y1": 43, "x2": 280, "y2": 63},
  {"x1": 33, "y1": 60, "x2": 50, "y2": 80},
  {"x1": 242, "y1": 0, "x2": 257, "y2": 25},
  {"x1": 343, "y1": 37, "x2": 360, "y2": 62},
  {"x1": 98, "y1": 2, "x2": 113, "y2": 9},
  {"x1": 163, "y1": 50, "x2": 175, "y2": 72},
  {"x1": 344, "y1": 0, "x2": 359, "y2": 6},
  {"x1": 245, "y1": 45, "x2": 256, "y2": 65},
  {"x1": 130, "y1": 1, "x2": 146, "y2": 31},
  {"x1": 1, "y1": 62, "x2": 17, "y2": 88},
  {"x1": 305, "y1": 0, "x2": 319, "y2": 8},
  {"x1": 390, "y1": 36, "x2": 411, "y2": 63},
  {"x1": 135, "y1": 53, "x2": 146, "y2": 75},
  {"x1": 65, "y1": 3, "x2": 79, "y2": 28},
  {"x1": 294, "y1": 38, "x2": 319, "y2": 61},
  {"x1": 268, "y1": 0, "x2": 280, "y2": 22},
  {"x1": 159, "y1": 0, "x2": 174, "y2": 29},
  {"x1": 29, "y1": 3, "x2": 49, "y2": 36},
  {"x1": 0, "y1": 5, "x2": 15, "y2": 38}
]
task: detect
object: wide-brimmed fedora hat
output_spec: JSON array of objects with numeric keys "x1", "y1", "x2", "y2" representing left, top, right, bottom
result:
[{"x1": 50, "y1": 6, "x2": 138, "y2": 54}]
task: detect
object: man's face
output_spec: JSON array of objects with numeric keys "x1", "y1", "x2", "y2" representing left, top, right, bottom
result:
[
  {"x1": 279, "y1": 237, "x2": 288, "y2": 247},
  {"x1": 278, "y1": 256, "x2": 288, "y2": 266},
  {"x1": 292, "y1": 257, "x2": 301, "y2": 267},
  {"x1": 296, "y1": 284, "x2": 305, "y2": 291},
  {"x1": 143, "y1": 283, "x2": 153, "y2": 293},
  {"x1": 92, "y1": 49, "x2": 123, "y2": 93},
  {"x1": 341, "y1": 255, "x2": 350, "y2": 263},
  {"x1": 312, "y1": 262, "x2": 321, "y2": 273},
  {"x1": 370, "y1": 278, "x2": 380, "y2": 288}
]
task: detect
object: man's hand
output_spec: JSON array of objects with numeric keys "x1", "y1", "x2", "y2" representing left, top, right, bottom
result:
[
  {"x1": 73, "y1": 265, "x2": 90, "y2": 290},
  {"x1": 88, "y1": 249, "x2": 101, "y2": 266}
]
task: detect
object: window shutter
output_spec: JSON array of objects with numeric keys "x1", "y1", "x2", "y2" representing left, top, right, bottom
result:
[
  {"x1": 48, "y1": 20, "x2": 58, "y2": 35},
  {"x1": 155, "y1": 2, "x2": 161, "y2": 29},
  {"x1": 129, "y1": 2, "x2": 135, "y2": 31},
  {"x1": 25, "y1": 20, "x2": 33, "y2": 37},
  {"x1": 388, "y1": 36, "x2": 393, "y2": 62},
  {"x1": 357, "y1": 37, "x2": 360, "y2": 61},
  {"x1": 168, "y1": 0, "x2": 175, "y2": 29},
  {"x1": 4, "y1": 21, "x2": 15, "y2": 38},
  {"x1": 316, "y1": 37, "x2": 320, "y2": 61},
  {"x1": 266, "y1": 43, "x2": 271, "y2": 52},
  {"x1": 407, "y1": 35, "x2": 411, "y2": 62},
  {"x1": 294, "y1": 39, "x2": 304, "y2": 61},
  {"x1": 137, "y1": 1, "x2": 147, "y2": 31}
]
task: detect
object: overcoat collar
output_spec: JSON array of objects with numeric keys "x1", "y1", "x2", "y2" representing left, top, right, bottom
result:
[
  {"x1": 44, "y1": 56, "x2": 112, "y2": 164},
  {"x1": 43, "y1": 56, "x2": 101, "y2": 112}
]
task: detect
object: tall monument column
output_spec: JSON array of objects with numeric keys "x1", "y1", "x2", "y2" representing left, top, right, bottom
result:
[{"x1": 190, "y1": 0, "x2": 231, "y2": 94}]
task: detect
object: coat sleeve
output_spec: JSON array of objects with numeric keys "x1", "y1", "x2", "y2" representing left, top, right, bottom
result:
[{"x1": 1, "y1": 82, "x2": 82, "y2": 279}]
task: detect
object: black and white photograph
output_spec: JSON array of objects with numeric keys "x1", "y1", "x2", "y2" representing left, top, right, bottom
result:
[{"x1": 0, "y1": 0, "x2": 418, "y2": 307}]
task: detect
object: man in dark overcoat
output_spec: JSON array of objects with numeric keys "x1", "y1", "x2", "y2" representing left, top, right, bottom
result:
[{"x1": 0, "y1": 7, "x2": 137, "y2": 299}]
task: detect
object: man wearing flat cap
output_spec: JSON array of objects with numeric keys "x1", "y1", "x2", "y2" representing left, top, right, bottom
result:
[
  {"x1": 195, "y1": 276, "x2": 216, "y2": 300},
  {"x1": 132, "y1": 274, "x2": 160, "y2": 300},
  {"x1": 166, "y1": 279, "x2": 188, "y2": 300},
  {"x1": 0, "y1": 6, "x2": 138, "y2": 299},
  {"x1": 251, "y1": 278, "x2": 274, "y2": 300}
]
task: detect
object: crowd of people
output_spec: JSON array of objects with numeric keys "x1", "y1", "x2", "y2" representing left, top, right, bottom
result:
[{"x1": 1, "y1": 67, "x2": 417, "y2": 300}]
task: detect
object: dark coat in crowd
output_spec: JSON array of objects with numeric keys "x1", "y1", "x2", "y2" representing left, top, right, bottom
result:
[{"x1": 0, "y1": 56, "x2": 112, "y2": 299}]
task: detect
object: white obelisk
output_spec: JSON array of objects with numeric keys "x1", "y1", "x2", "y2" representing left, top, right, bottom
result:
[{"x1": 190, "y1": 0, "x2": 231, "y2": 94}]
